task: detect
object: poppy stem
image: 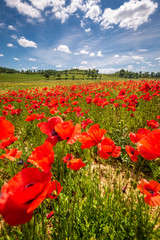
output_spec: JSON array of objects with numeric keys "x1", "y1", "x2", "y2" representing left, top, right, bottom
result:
[
  {"x1": 32, "y1": 211, "x2": 36, "y2": 240},
  {"x1": 41, "y1": 202, "x2": 46, "y2": 240}
]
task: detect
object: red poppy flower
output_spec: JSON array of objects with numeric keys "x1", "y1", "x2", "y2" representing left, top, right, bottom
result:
[
  {"x1": 25, "y1": 114, "x2": 38, "y2": 121},
  {"x1": 63, "y1": 153, "x2": 74, "y2": 164},
  {"x1": 147, "y1": 120, "x2": 159, "y2": 129},
  {"x1": 129, "y1": 128, "x2": 150, "y2": 143},
  {"x1": 137, "y1": 179, "x2": 160, "y2": 206},
  {"x1": 46, "y1": 180, "x2": 63, "y2": 199},
  {"x1": 67, "y1": 158, "x2": 86, "y2": 171},
  {"x1": 125, "y1": 145, "x2": 139, "y2": 162},
  {"x1": 98, "y1": 137, "x2": 121, "y2": 159},
  {"x1": 81, "y1": 118, "x2": 93, "y2": 129},
  {"x1": 0, "y1": 118, "x2": 15, "y2": 141},
  {"x1": 0, "y1": 168, "x2": 51, "y2": 226},
  {"x1": 55, "y1": 121, "x2": 81, "y2": 144},
  {"x1": 0, "y1": 148, "x2": 22, "y2": 161},
  {"x1": 38, "y1": 116, "x2": 63, "y2": 137},
  {"x1": 79, "y1": 124, "x2": 106, "y2": 149},
  {"x1": 0, "y1": 135, "x2": 17, "y2": 149},
  {"x1": 46, "y1": 210, "x2": 55, "y2": 219},
  {"x1": 137, "y1": 129, "x2": 160, "y2": 160},
  {"x1": 37, "y1": 116, "x2": 63, "y2": 146},
  {"x1": 28, "y1": 142, "x2": 54, "y2": 173}
]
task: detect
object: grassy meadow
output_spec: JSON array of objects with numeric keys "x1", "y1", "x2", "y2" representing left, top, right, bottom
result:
[{"x1": 0, "y1": 74, "x2": 160, "y2": 239}]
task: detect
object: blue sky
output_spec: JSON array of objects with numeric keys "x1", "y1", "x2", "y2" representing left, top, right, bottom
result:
[{"x1": 0, "y1": 0, "x2": 160, "y2": 73}]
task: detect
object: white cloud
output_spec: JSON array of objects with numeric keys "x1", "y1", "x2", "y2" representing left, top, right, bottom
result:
[
  {"x1": 80, "y1": 20, "x2": 85, "y2": 28},
  {"x1": 0, "y1": 54, "x2": 4, "y2": 57},
  {"x1": 139, "y1": 49, "x2": 148, "y2": 52},
  {"x1": 90, "y1": 52, "x2": 95, "y2": 57},
  {"x1": 100, "y1": 0, "x2": 158, "y2": 30},
  {"x1": 85, "y1": 4, "x2": 101, "y2": 22},
  {"x1": 155, "y1": 57, "x2": 160, "y2": 61},
  {"x1": 55, "y1": 44, "x2": 71, "y2": 53},
  {"x1": 8, "y1": 25, "x2": 16, "y2": 31},
  {"x1": 81, "y1": 61, "x2": 88, "y2": 65},
  {"x1": 0, "y1": 23, "x2": 5, "y2": 28},
  {"x1": 18, "y1": 36, "x2": 37, "y2": 48},
  {"x1": 80, "y1": 49, "x2": 89, "y2": 55},
  {"x1": 5, "y1": 0, "x2": 41, "y2": 19},
  {"x1": 85, "y1": 28, "x2": 91, "y2": 32},
  {"x1": 114, "y1": 54, "x2": 119, "y2": 58},
  {"x1": 13, "y1": 57, "x2": 20, "y2": 61},
  {"x1": 32, "y1": 66, "x2": 38, "y2": 69},
  {"x1": 29, "y1": 58, "x2": 36, "y2": 61},
  {"x1": 131, "y1": 56, "x2": 143, "y2": 60},
  {"x1": 56, "y1": 64, "x2": 62, "y2": 68},
  {"x1": 126, "y1": 65, "x2": 133, "y2": 71},
  {"x1": 99, "y1": 68, "x2": 118, "y2": 74},
  {"x1": 97, "y1": 50, "x2": 102, "y2": 57},
  {"x1": 11, "y1": 35, "x2": 17, "y2": 39},
  {"x1": 6, "y1": 43, "x2": 14, "y2": 47}
]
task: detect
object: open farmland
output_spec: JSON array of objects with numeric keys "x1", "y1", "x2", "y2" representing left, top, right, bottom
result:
[{"x1": 0, "y1": 79, "x2": 160, "y2": 239}]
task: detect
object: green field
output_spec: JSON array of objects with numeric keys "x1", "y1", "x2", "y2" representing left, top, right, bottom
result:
[{"x1": 0, "y1": 73, "x2": 156, "y2": 92}]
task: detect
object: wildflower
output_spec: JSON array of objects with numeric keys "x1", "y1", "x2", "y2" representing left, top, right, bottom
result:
[
  {"x1": 137, "y1": 129, "x2": 160, "y2": 160},
  {"x1": 0, "y1": 118, "x2": 15, "y2": 141},
  {"x1": 63, "y1": 153, "x2": 74, "y2": 164},
  {"x1": 55, "y1": 121, "x2": 81, "y2": 144},
  {"x1": 137, "y1": 179, "x2": 160, "y2": 206},
  {"x1": 79, "y1": 124, "x2": 106, "y2": 149},
  {"x1": 67, "y1": 158, "x2": 86, "y2": 171},
  {"x1": 129, "y1": 128, "x2": 150, "y2": 143},
  {"x1": 46, "y1": 180, "x2": 63, "y2": 199},
  {"x1": 147, "y1": 120, "x2": 159, "y2": 129},
  {"x1": 125, "y1": 145, "x2": 139, "y2": 162},
  {"x1": 0, "y1": 149, "x2": 22, "y2": 161},
  {"x1": 0, "y1": 168, "x2": 51, "y2": 225},
  {"x1": 46, "y1": 211, "x2": 55, "y2": 219},
  {"x1": 28, "y1": 142, "x2": 54, "y2": 173},
  {"x1": 98, "y1": 137, "x2": 121, "y2": 159}
]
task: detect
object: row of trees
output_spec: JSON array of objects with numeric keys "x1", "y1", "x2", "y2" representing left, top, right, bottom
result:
[
  {"x1": 0, "y1": 66, "x2": 100, "y2": 80},
  {"x1": 118, "y1": 69, "x2": 160, "y2": 78}
]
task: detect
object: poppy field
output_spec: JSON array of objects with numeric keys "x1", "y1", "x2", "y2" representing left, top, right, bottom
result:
[{"x1": 0, "y1": 79, "x2": 160, "y2": 239}]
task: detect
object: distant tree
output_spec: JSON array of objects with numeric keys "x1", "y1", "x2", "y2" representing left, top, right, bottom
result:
[{"x1": 119, "y1": 69, "x2": 125, "y2": 77}]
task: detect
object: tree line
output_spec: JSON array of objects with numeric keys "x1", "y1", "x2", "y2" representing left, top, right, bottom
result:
[
  {"x1": 0, "y1": 67, "x2": 100, "y2": 80},
  {"x1": 118, "y1": 69, "x2": 160, "y2": 78}
]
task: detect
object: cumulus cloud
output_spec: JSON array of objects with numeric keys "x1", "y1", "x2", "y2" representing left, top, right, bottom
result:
[
  {"x1": 131, "y1": 55, "x2": 143, "y2": 60},
  {"x1": 32, "y1": 66, "x2": 38, "y2": 69},
  {"x1": 5, "y1": 0, "x2": 41, "y2": 19},
  {"x1": 100, "y1": 0, "x2": 158, "y2": 30},
  {"x1": 6, "y1": 43, "x2": 14, "y2": 47},
  {"x1": 99, "y1": 68, "x2": 118, "y2": 74},
  {"x1": 85, "y1": 4, "x2": 101, "y2": 22},
  {"x1": 13, "y1": 57, "x2": 20, "y2": 61},
  {"x1": 81, "y1": 61, "x2": 88, "y2": 65},
  {"x1": 114, "y1": 54, "x2": 119, "y2": 58},
  {"x1": 11, "y1": 35, "x2": 17, "y2": 39},
  {"x1": 155, "y1": 57, "x2": 160, "y2": 61},
  {"x1": 54, "y1": 44, "x2": 71, "y2": 53},
  {"x1": 97, "y1": 50, "x2": 102, "y2": 57},
  {"x1": 29, "y1": 58, "x2": 36, "y2": 61},
  {"x1": 0, "y1": 54, "x2": 4, "y2": 57},
  {"x1": 0, "y1": 23, "x2": 5, "y2": 28},
  {"x1": 90, "y1": 52, "x2": 95, "y2": 57},
  {"x1": 18, "y1": 37, "x2": 37, "y2": 48},
  {"x1": 56, "y1": 64, "x2": 62, "y2": 68},
  {"x1": 85, "y1": 28, "x2": 91, "y2": 32},
  {"x1": 80, "y1": 49, "x2": 89, "y2": 55},
  {"x1": 8, "y1": 25, "x2": 16, "y2": 30}
]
